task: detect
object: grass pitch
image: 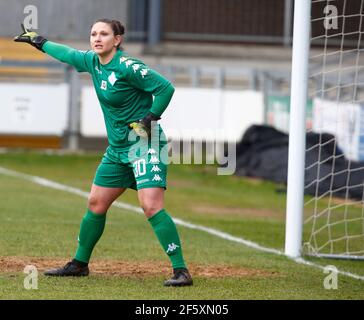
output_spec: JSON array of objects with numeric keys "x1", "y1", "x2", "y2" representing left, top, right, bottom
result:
[{"x1": 0, "y1": 150, "x2": 363, "y2": 299}]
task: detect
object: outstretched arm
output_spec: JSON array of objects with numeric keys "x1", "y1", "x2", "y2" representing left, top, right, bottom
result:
[{"x1": 14, "y1": 24, "x2": 93, "y2": 73}]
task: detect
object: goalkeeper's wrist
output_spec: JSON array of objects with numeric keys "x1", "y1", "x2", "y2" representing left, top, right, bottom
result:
[
  {"x1": 32, "y1": 36, "x2": 48, "y2": 52},
  {"x1": 141, "y1": 112, "x2": 161, "y2": 127},
  {"x1": 147, "y1": 112, "x2": 161, "y2": 121}
]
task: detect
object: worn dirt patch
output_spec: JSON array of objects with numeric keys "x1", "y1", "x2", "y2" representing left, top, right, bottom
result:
[
  {"x1": 192, "y1": 205, "x2": 282, "y2": 219},
  {"x1": 0, "y1": 256, "x2": 278, "y2": 279}
]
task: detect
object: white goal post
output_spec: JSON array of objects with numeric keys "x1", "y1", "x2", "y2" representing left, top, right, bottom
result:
[
  {"x1": 285, "y1": 0, "x2": 311, "y2": 258},
  {"x1": 285, "y1": 0, "x2": 364, "y2": 260}
]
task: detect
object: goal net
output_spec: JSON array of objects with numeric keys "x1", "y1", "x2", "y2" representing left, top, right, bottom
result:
[{"x1": 303, "y1": 0, "x2": 364, "y2": 259}]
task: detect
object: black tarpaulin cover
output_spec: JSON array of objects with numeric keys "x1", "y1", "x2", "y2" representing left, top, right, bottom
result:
[{"x1": 234, "y1": 125, "x2": 364, "y2": 200}]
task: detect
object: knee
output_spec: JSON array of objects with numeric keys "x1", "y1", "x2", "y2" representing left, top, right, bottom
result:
[
  {"x1": 88, "y1": 194, "x2": 108, "y2": 214},
  {"x1": 142, "y1": 203, "x2": 163, "y2": 218}
]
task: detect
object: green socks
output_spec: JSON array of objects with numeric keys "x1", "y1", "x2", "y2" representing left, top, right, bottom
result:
[
  {"x1": 73, "y1": 208, "x2": 186, "y2": 269},
  {"x1": 148, "y1": 209, "x2": 186, "y2": 269},
  {"x1": 74, "y1": 209, "x2": 106, "y2": 263}
]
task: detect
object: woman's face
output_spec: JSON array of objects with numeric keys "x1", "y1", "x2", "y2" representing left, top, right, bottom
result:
[{"x1": 90, "y1": 22, "x2": 121, "y2": 56}]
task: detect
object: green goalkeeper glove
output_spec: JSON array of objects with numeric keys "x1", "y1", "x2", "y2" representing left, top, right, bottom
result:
[
  {"x1": 14, "y1": 24, "x2": 47, "y2": 52},
  {"x1": 129, "y1": 112, "x2": 161, "y2": 139}
]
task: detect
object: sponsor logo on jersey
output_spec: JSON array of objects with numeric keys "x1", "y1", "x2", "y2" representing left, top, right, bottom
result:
[
  {"x1": 100, "y1": 80, "x2": 107, "y2": 90},
  {"x1": 108, "y1": 72, "x2": 117, "y2": 86}
]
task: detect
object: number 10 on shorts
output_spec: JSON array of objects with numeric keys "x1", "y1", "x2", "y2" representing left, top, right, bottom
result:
[{"x1": 133, "y1": 159, "x2": 146, "y2": 177}]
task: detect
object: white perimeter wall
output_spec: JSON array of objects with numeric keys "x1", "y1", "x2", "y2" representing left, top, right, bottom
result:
[
  {"x1": 312, "y1": 98, "x2": 364, "y2": 161},
  {"x1": 81, "y1": 86, "x2": 265, "y2": 143},
  {"x1": 0, "y1": 83, "x2": 265, "y2": 143},
  {"x1": 0, "y1": 83, "x2": 69, "y2": 135}
]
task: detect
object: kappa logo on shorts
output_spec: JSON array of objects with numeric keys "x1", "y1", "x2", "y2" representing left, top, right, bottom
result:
[
  {"x1": 152, "y1": 174, "x2": 162, "y2": 181},
  {"x1": 151, "y1": 165, "x2": 161, "y2": 172},
  {"x1": 149, "y1": 156, "x2": 160, "y2": 164},
  {"x1": 148, "y1": 148, "x2": 157, "y2": 154}
]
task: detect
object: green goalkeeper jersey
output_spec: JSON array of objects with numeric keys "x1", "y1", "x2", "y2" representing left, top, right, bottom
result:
[{"x1": 42, "y1": 41, "x2": 174, "y2": 150}]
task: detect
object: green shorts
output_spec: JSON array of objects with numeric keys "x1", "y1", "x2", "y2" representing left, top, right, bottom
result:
[{"x1": 93, "y1": 132, "x2": 168, "y2": 190}]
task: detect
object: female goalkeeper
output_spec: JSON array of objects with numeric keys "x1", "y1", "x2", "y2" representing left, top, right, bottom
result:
[{"x1": 14, "y1": 19, "x2": 192, "y2": 287}]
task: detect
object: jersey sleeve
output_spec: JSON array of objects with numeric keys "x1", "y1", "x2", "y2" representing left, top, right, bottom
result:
[
  {"x1": 122, "y1": 60, "x2": 175, "y2": 117},
  {"x1": 42, "y1": 41, "x2": 94, "y2": 73}
]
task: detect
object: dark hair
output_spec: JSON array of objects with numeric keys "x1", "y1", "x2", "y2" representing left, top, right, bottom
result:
[{"x1": 92, "y1": 19, "x2": 125, "y2": 48}]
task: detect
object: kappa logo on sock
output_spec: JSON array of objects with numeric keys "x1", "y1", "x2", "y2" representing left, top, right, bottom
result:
[{"x1": 166, "y1": 243, "x2": 180, "y2": 254}]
